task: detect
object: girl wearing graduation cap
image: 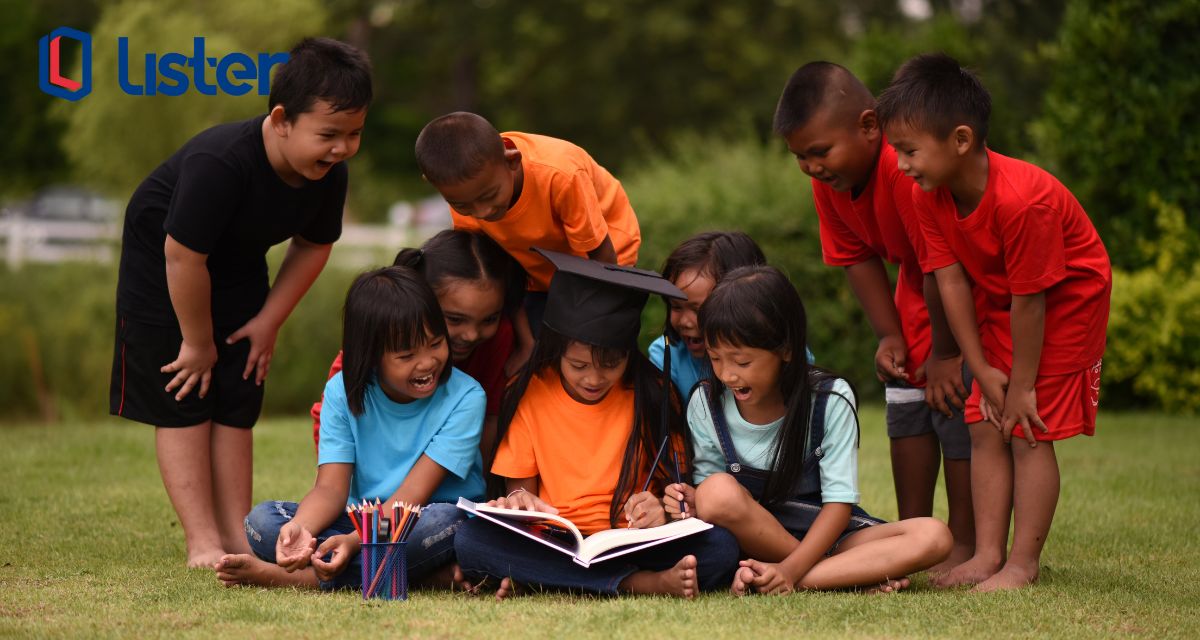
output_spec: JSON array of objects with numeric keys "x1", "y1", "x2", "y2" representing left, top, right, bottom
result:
[{"x1": 454, "y1": 249, "x2": 740, "y2": 599}]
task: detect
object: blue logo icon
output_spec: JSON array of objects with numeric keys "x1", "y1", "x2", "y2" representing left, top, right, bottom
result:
[{"x1": 39, "y1": 27, "x2": 92, "y2": 101}]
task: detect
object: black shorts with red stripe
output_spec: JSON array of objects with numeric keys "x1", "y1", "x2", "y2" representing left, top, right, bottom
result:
[{"x1": 109, "y1": 315, "x2": 264, "y2": 428}]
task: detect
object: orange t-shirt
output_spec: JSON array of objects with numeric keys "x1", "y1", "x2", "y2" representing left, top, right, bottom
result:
[
  {"x1": 451, "y1": 132, "x2": 641, "y2": 291},
  {"x1": 492, "y1": 368, "x2": 635, "y2": 534}
]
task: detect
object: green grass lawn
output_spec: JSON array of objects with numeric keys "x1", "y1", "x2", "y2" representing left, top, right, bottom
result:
[{"x1": 1, "y1": 408, "x2": 1197, "y2": 638}]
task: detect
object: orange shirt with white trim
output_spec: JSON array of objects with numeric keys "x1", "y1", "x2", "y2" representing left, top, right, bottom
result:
[
  {"x1": 492, "y1": 368, "x2": 635, "y2": 534},
  {"x1": 451, "y1": 132, "x2": 641, "y2": 291}
]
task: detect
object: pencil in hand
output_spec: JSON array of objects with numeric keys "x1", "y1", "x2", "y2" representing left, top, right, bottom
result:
[{"x1": 672, "y1": 450, "x2": 689, "y2": 517}]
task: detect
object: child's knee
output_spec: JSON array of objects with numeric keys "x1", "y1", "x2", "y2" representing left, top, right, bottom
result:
[
  {"x1": 694, "y1": 473, "x2": 753, "y2": 524},
  {"x1": 912, "y1": 517, "x2": 954, "y2": 561},
  {"x1": 243, "y1": 500, "x2": 290, "y2": 544}
]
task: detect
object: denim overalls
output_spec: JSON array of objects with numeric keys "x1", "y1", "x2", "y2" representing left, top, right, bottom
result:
[{"x1": 699, "y1": 379, "x2": 884, "y2": 550}]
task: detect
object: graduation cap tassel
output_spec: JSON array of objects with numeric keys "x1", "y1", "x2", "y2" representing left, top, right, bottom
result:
[{"x1": 660, "y1": 333, "x2": 672, "y2": 489}]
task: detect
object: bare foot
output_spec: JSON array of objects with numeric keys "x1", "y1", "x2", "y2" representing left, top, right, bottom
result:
[
  {"x1": 619, "y1": 555, "x2": 698, "y2": 599},
  {"x1": 187, "y1": 549, "x2": 225, "y2": 569},
  {"x1": 863, "y1": 577, "x2": 911, "y2": 594},
  {"x1": 731, "y1": 565, "x2": 757, "y2": 596},
  {"x1": 213, "y1": 554, "x2": 316, "y2": 588},
  {"x1": 495, "y1": 577, "x2": 524, "y2": 601},
  {"x1": 926, "y1": 543, "x2": 974, "y2": 578},
  {"x1": 972, "y1": 563, "x2": 1039, "y2": 593},
  {"x1": 931, "y1": 555, "x2": 1002, "y2": 589},
  {"x1": 413, "y1": 563, "x2": 478, "y2": 593}
]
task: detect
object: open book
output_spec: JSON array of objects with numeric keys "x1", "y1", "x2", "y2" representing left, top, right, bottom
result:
[{"x1": 457, "y1": 497, "x2": 713, "y2": 567}]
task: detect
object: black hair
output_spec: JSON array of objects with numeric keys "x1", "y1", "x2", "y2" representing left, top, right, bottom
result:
[
  {"x1": 660, "y1": 231, "x2": 767, "y2": 341},
  {"x1": 773, "y1": 61, "x2": 875, "y2": 137},
  {"x1": 414, "y1": 112, "x2": 506, "y2": 185},
  {"x1": 700, "y1": 265, "x2": 854, "y2": 506},
  {"x1": 269, "y1": 37, "x2": 373, "y2": 120},
  {"x1": 393, "y1": 230, "x2": 526, "y2": 317},
  {"x1": 341, "y1": 266, "x2": 449, "y2": 416},
  {"x1": 875, "y1": 53, "x2": 991, "y2": 147},
  {"x1": 492, "y1": 328, "x2": 689, "y2": 525}
]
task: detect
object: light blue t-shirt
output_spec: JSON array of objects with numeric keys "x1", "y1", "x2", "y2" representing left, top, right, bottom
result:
[
  {"x1": 686, "y1": 378, "x2": 860, "y2": 504},
  {"x1": 318, "y1": 367, "x2": 486, "y2": 504},
  {"x1": 649, "y1": 335, "x2": 818, "y2": 398}
]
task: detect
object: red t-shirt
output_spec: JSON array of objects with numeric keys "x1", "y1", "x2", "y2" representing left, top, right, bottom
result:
[
  {"x1": 814, "y1": 140, "x2": 930, "y2": 385},
  {"x1": 913, "y1": 149, "x2": 1112, "y2": 375},
  {"x1": 310, "y1": 316, "x2": 515, "y2": 448}
]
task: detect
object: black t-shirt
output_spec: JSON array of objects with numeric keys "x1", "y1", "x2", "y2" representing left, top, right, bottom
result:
[{"x1": 116, "y1": 115, "x2": 346, "y2": 327}]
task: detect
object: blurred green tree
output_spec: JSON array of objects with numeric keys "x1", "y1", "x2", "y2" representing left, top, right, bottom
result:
[
  {"x1": 0, "y1": 0, "x2": 101, "y2": 195},
  {"x1": 847, "y1": 0, "x2": 1065, "y2": 157},
  {"x1": 1031, "y1": 0, "x2": 1200, "y2": 269},
  {"x1": 55, "y1": 0, "x2": 328, "y2": 199}
]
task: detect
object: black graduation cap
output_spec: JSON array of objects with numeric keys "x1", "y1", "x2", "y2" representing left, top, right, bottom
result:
[{"x1": 535, "y1": 248, "x2": 685, "y2": 349}]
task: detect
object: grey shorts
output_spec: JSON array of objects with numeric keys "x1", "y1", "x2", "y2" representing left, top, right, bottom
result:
[{"x1": 885, "y1": 367, "x2": 972, "y2": 460}]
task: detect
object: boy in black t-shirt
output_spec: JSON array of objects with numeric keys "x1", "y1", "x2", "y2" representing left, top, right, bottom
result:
[{"x1": 110, "y1": 37, "x2": 372, "y2": 568}]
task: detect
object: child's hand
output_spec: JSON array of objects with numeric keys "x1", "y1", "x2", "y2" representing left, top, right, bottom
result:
[
  {"x1": 732, "y1": 559, "x2": 797, "y2": 595},
  {"x1": 225, "y1": 314, "x2": 281, "y2": 386},
  {"x1": 975, "y1": 365, "x2": 1009, "y2": 427},
  {"x1": 874, "y1": 335, "x2": 909, "y2": 382},
  {"x1": 275, "y1": 521, "x2": 317, "y2": 572},
  {"x1": 310, "y1": 533, "x2": 360, "y2": 582},
  {"x1": 160, "y1": 339, "x2": 217, "y2": 401},
  {"x1": 623, "y1": 491, "x2": 666, "y2": 528},
  {"x1": 924, "y1": 354, "x2": 967, "y2": 417},
  {"x1": 1001, "y1": 385, "x2": 1048, "y2": 447},
  {"x1": 663, "y1": 483, "x2": 696, "y2": 520},
  {"x1": 492, "y1": 488, "x2": 558, "y2": 514}
]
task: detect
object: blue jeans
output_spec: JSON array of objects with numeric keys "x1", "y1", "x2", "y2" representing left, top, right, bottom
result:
[
  {"x1": 454, "y1": 517, "x2": 740, "y2": 595},
  {"x1": 244, "y1": 500, "x2": 466, "y2": 590}
]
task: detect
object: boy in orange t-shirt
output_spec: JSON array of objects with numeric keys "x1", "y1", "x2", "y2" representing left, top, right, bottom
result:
[
  {"x1": 415, "y1": 112, "x2": 642, "y2": 373},
  {"x1": 878, "y1": 54, "x2": 1111, "y2": 592}
]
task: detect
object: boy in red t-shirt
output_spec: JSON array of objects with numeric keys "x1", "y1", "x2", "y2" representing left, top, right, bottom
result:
[
  {"x1": 878, "y1": 54, "x2": 1112, "y2": 592},
  {"x1": 414, "y1": 112, "x2": 642, "y2": 374},
  {"x1": 772, "y1": 62, "x2": 975, "y2": 574}
]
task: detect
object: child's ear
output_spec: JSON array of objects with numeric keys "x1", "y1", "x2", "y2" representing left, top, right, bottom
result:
[
  {"x1": 952, "y1": 125, "x2": 975, "y2": 155},
  {"x1": 268, "y1": 105, "x2": 291, "y2": 136},
  {"x1": 503, "y1": 147, "x2": 522, "y2": 171},
  {"x1": 781, "y1": 347, "x2": 793, "y2": 363},
  {"x1": 858, "y1": 109, "x2": 880, "y2": 139}
]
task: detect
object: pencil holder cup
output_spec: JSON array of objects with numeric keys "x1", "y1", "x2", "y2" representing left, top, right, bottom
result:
[{"x1": 361, "y1": 542, "x2": 408, "y2": 601}]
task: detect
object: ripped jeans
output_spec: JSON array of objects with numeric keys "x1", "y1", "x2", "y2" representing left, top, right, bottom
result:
[{"x1": 244, "y1": 500, "x2": 465, "y2": 591}]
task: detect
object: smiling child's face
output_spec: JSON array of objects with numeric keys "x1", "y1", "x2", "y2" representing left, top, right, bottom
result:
[
  {"x1": 669, "y1": 268, "x2": 717, "y2": 359},
  {"x1": 434, "y1": 156, "x2": 520, "y2": 222},
  {"x1": 437, "y1": 279, "x2": 504, "y2": 362},
  {"x1": 885, "y1": 121, "x2": 963, "y2": 192},
  {"x1": 783, "y1": 106, "x2": 879, "y2": 194},
  {"x1": 377, "y1": 328, "x2": 448, "y2": 403},
  {"x1": 559, "y1": 341, "x2": 628, "y2": 405},
  {"x1": 707, "y1": 340, "x2": 788, "y2": 419},
  {"x1": 271, "y1": 100, "x2": 366, "y2": 184}
]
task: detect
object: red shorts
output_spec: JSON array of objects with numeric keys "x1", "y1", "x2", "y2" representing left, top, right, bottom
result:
[{"x1": 964, "y1": 359, "x2": 1102, "y2": 441}]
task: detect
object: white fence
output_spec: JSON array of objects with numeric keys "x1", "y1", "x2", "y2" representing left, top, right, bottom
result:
[{"x1": 0, "y1": 215, "x2": 420, "y2": 270}]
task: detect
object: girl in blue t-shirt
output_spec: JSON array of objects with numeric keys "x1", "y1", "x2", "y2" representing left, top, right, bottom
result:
[
  {"x1": 215, "y1": 266, "x2": 486, "y2": 590},
  {"x1": 649, "y1": 232, "x2": 811, "y2": 398},
  {"x1": 663, "y1": 265, "x2": 952, "y2": 594}
]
